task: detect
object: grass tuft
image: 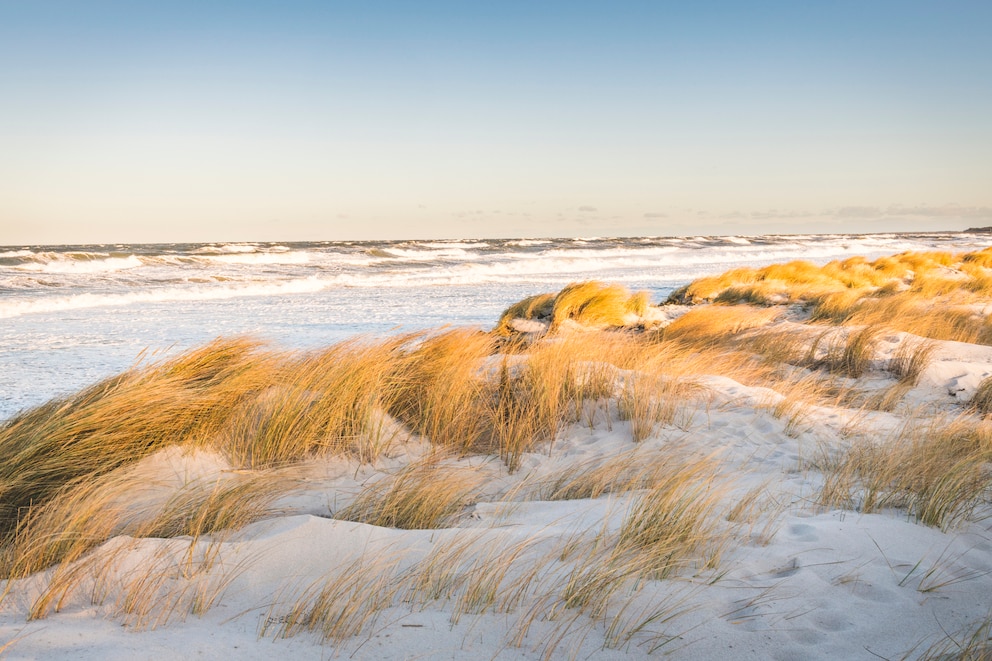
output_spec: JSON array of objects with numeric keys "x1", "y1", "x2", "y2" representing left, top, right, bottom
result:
[
  {"x1": 335, "y1": 457, "x2": 484, "y2": 529},
  {"x1": 817, "y1": 416, "x2": 992, "y2": 530}
]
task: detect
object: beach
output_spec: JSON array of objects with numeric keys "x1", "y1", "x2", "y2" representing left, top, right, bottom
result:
[{"x1": 2, "y1": 237, "x2": 992, "y2": 659}]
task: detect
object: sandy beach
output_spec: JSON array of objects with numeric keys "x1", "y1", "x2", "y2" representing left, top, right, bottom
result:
[{"x1": 1, "y1": 247, "x2": 991, "y2": 659}]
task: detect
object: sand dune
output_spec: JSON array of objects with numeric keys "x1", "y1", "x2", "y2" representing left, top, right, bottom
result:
[{"x1": 2, "y1": 249, "x2": 991, "y2": 659}]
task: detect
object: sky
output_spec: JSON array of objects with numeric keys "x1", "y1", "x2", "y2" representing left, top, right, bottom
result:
[{"x1": 1, "y1": 1, "x2": 990, "y2": 245}]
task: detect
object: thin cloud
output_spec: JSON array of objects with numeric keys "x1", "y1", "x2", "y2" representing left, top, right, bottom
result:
[{"x1": 832, "y1": 204, "x2": 992, "y2": 219}]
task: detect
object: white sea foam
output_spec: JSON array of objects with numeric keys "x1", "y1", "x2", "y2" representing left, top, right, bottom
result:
[
  {"x1": 0, "y1": 277, "x2": 328, "y2": 318},
  {"x1": 12, "y1": 254, "x2": 144, "y2": 274},
  {"x1": 192, "y1": 243, "x2": 261, "y2": 254},
  {"x1": 377, "y1": 247, "x2": 479, "y2": 261},
  {"x1": 201, "y1": 251, "x2": 311, "y2": 265},
  {"x1": 506, "y1": 239, "x2": 551, "y2": 247},
  {"x1": 418, "y1": 241, "x2": 490, "y2": 249}
]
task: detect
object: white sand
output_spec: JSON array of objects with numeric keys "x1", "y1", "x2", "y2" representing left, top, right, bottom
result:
[{"x1": 2, "y1": 325, "x2": 991, "y2": 659}]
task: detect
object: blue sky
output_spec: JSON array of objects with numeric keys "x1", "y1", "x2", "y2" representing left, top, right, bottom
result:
[{"x1": 2, "y1": 1, "x2": 990, "y2": 244}]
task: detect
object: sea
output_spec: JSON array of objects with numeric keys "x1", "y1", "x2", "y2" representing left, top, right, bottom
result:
[{"x1": 2, "y1": 232, "x2": 990, "y2": 421}]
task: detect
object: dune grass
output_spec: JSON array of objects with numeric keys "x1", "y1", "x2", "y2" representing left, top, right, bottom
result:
[
  {"x1": 664, "y1": 247, "x2": 992, "y2": 345},
  {"x1": 335, "y1": 456, "x2": 485, "y2": 529},
  {"x1": 7, "y1": 246, "x2": 992, "y2": 651},
  {"x1": 494, "y1": 280, "x2": 653, "y2": 336},
  {"x1": 817, "y1": 416, "x2": 992, "y2": 530},
  {"x1": 917, "y1": 613, "x2": 992, "y2": 660}
]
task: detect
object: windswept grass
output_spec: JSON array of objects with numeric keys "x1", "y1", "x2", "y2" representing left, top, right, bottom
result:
[
  {"x1": 917, "y1": 613, "x2": 992, "y2": 660},
  {"x1": 265, "y1": 554, "x2": 406, "y2": 643},
  {"x1": 335, "y1": 457, "x2": 485, "y2": 529},
  {"x1": 970, "y1": 377, "x2": 992, "y2": 417},
  {"x1": 890, "y1": 337, "x2": 938, "y2": 386},
  {"x1": 1, "y1": 464, "x2": 301, "y2": 584},
  {"x1": 8, "y1": 245, "x2": 992, "y2": 654},
  {"x1": 494, "y1": 281, "x2": 653, "y2": 336},
  {"x1": 0, "y1": 338, "x2": 272, "y2": 540},
  {"x1": 817, "y1": 416, "x2": 992, "y2": 530},
  {"x1": 665, "y1": 247, "x2": 992, "y2": 345},
  {"x1": 659, "y1": 304, "x2": 781, "y2": 347}
]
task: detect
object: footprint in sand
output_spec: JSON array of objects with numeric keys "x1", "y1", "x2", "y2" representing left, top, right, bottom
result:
[
  {"x1": 785, "y1": 523, "x2": 818, "y2": 542},
  {"x1": 811, "y1": 611, "x2": 854, "y2": 632}
]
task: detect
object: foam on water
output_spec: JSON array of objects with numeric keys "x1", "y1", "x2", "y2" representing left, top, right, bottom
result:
[{"x1": 1, "y1": 232, "x2": 989, "y2": 419}]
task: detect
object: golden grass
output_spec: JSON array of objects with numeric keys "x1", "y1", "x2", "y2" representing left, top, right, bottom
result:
[
  {"x1": 266, "y1": 554, "x2": 405, "y2": 642},
  {"x1": 970, "y1": 377, "x2": 992, "y2": 417},
  {"x1": 493, "y1": 292, "x2": 556, "y2": 335},
  {"x1": 917, "y1": 614, "x2": 992, "y2": 660},
  {"x1": 660, "y1": 304, "x2": 781, "y2": 347},
  {"x1": 890, "y1": 337, "x2": 937, "y2": 386},
  {"x1": 219, "y1": 335, "x2": 413, "y2": 467},
  {"x1": 663, "y1": 247, "x2": 992, "y2": 346},
  {"x1": 618, "y1": 374, "x2": 702, "y2": 441},
  {"x1": 0, "y1": 338, "x2": 271, "y2": 539},
  {"x1": 8, "y1": 245, "x2": 992, "y2": 646},
  {"x1": 388, "y1": 328, "x2": 496, "y2": 453},
  {"x1": 335, "y1": 457, "x2": 484, "y2": 529},
  {"x1": 1, "y1": 464, "x2": 300, "y2": 588},
  {"x1": 817, "y1": 416, "x2": 992, "y2": 530},
  {"x1": 495, "y1": 281, "x2": 652, "y2": 336}
]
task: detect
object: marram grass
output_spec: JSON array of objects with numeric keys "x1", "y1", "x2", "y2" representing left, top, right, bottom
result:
[{"x1": 5, "y1": 243, "x2": 992, "y2": 634}]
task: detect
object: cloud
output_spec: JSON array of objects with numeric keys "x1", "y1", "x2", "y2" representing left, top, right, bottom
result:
[
  {"x1": 887, "y1": 204, "x2": 992, "y2": 218},
  {"x1": 835, "y1": 206, "x2": 883, "y2": 218},
  {"x1": 578, "y1": 206, "x2": 598, "y2": 212},
  {"x1": 747, "y1": 209, "x2": 819, "y2": 220},
  {"x1": 832, "y1": 204, "x2": 992, "y2": 219},
  {"x1": 643, "y1": 212, "x2": 668, "y2": 219}
]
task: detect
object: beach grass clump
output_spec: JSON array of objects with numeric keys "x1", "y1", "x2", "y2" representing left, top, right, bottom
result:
[
  {"x1": 335, "y1": 458, "x2": 485, "y2": 529},
  {"x1": 889, "y1": 337, "x2": 937, "y2": 386},
  {"x1": 969, "y1": 376, "x2": 992, "y2": 417},
  {"x1": 493, "y1": 292, "x2": 556, "y2": 335},
  {"x1": 614, "y1": 453, "x2": 728, "y2": 575},
  {"x1": 386, "y1": 328, "x2": 576, "y2": 467},
  {"x1": 388, "y1": 328, "x2": 496, "y2": 453},
  {"x1": 918, "y1": 614, "x2": 992, "y2": 661},
  {"x1": 0, "y1": 463, "x2": 299, "y2": 584},
  {"x1": 551, "y1": 454, "x2": 728, "y2": 619},
  {"x1": 267, "y1": 555, "x2": 405, "y2": 642},
  {"x1": 663, "y1": 247, "x2": 992, "y2": 346},
  {"x1": 494, "y1": 281, "x2": 652, "y2": 336},
  {"x1": 0, "y1": 338, "x2": 274, "y2": 540},
  {"x1": 659, "y1": 304, "x2": 781, "y2": 348},
  {"x1": 550, "y1": 281, "x2": 650, "y2": 331},
  {"x1": 823, "y1": 325, "x2": 883, "y2": 379},
  {"x1": 220, "y1": 335, "x2": 413, "y2": 467},
  {"x1": 962, "y1": 246, "x2": 992, "y2": 268},
  {"x1": 844, "y1": 296, "x2": 992, "y2": 345},
  {"x1": 618, "y1": 373, "x2": 701, "y2": 441},
  {"x1": 536, "y1": 447, "x2": 693, "y2": 501},
  {"x1": 818, "y1": 416, "x2": 992, "y2": 530}
]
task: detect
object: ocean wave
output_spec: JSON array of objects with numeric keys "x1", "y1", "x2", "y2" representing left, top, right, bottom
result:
[
  {"x1": 2, "y1": 233, "x2": 982, "y2": 319},
  {"x1": 417, "y1": 241, "x2": 490, "y2": 249},
  {"x1": 0, "y1": 277, "x2": 329, "y2": 318},
  {"x1": 192, "y1": 243, "x2": 262, "y2": 254},
  {"x1": 11, "y1": 254, "x2": 145, "y2": 274},
  {"x1": 506, "y1": 239, "x2": 551, "y2": 247},
  {"x1": 200, "y1": 252, "x2": 311, "y2": 265},
  {"x1": 376, "y1": 247, "x2": 479, "y2": 261},
  {"x1": 0, "y1": 249, "x2": 35, "y2": 258}
]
